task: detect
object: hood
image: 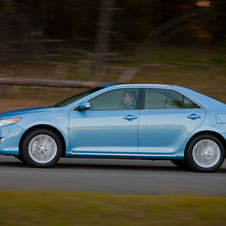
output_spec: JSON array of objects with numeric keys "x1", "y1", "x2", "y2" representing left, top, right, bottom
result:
[{"x1": 0, "y1": 106, "x2": 60, "y2": 118}]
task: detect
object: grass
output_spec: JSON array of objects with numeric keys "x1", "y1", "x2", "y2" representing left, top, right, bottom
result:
[{"x1": 0, "y1": 191, "x2": 226, "y2": 226}]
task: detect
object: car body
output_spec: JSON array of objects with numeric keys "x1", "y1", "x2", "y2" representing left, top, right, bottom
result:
[{"x1": 0, "y1": 84, "x2": 226, "y2": 172}]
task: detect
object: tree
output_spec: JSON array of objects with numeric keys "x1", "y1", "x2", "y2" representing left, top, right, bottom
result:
[
  {"x1": 94, "y1": 0, "x2": 115, "y2": 77},
  {"x1": 210, "y1": 0, "x2": 226, "y2": 45}
]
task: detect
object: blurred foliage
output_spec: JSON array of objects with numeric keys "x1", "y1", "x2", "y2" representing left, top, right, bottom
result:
[
  {"x1": 0, "y1": 0, "x2": 226, "y2": 82},
  {"x1": 210, "y1": 0, "x2": 226, "y2": 45},
  {"x1": 1, "y1": 45, "x2": 226, "y2": 113}
]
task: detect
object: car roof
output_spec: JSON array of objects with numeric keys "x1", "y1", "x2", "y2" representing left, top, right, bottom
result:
[{"x1": 101, "y1": 84, "x2": 178, "y2": 89}]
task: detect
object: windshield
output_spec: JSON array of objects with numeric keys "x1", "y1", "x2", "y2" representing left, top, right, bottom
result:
[{"x1": 54, "y1": 87, "x2": 104, "y2": 107}]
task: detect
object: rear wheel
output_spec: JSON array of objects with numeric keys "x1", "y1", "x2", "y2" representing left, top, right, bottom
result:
[
  {"x1": 21, "y1": 129, "x2": 62, "y2": 167},
  {"x1": 186, "y1": 134, "x2": 225, "y2": 172}
]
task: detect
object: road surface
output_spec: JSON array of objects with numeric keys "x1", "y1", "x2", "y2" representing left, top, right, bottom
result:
[{"x1": 0, "y1": 156, "x2": 225, "y2": 195}]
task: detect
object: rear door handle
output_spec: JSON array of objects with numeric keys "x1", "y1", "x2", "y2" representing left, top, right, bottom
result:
[
  {"x1": 187, "y1": 114, "x2": 201, "y2": 120},
  {"x1": 124, "y1": 115, "x2": 137, "y2": 121}
]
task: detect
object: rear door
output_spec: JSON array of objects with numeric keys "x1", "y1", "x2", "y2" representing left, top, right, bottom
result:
[{"x1": 138, "y1": 88, "x2": 206, "y2": 154}]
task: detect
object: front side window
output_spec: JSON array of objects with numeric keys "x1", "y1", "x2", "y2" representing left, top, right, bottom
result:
[
  {"x1": 144, "y1": 89, "x2": 200, "y2": 110},
  {"x1": 87, "y1": 88, "x2": 139, "y2": 111}
]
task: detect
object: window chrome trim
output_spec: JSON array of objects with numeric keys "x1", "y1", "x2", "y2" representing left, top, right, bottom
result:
[{"x1": 141, "y1": 108, "x2": 204, "y2": 111}]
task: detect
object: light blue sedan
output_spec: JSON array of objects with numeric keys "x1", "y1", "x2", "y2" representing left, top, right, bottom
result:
[{"x1": 0, "y1": 84, "x2": 226, "y2": 172}]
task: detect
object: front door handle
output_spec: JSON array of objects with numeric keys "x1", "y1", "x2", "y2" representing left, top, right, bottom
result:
[
  {"x1": 124, "y1": 115, "x2": 137, "y2": 121},
  {"x1": 187, "y1": 114, "x2": 201, "y2": 120}
]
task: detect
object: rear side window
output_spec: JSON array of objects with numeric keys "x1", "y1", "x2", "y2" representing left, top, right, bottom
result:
[
  {"x1": 183, "y1": 96, "x2": 200, "y2": 109},
  {"x1": 144, "y1": 89, "x2": 200, "y2": 109}
]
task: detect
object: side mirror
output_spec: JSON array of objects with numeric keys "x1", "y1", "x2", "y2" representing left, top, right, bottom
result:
[{"x1": 78, "y1": 102, "x2": 90, "y2": 111}]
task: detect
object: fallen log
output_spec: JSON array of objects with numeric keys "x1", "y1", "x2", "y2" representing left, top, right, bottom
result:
[{"x1": 0, "y1": 77, "x2": 108, "y2": 88}]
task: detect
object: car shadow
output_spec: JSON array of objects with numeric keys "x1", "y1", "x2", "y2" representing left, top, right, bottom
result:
[
  {"x1": 0, "y1": 161, "x2": 197, "y2": 173},
  {"x1": 55, "y1": 162, "x2": 193, "y2": 173},
  {"x1": 0, "y1": 159, "x2": 226, "y2": 173},
  {"x1": 54, "y1": 162, "x2": 226, "y2": 173}
]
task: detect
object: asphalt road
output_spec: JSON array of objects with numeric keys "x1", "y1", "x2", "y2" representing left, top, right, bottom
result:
[{"x1": 0, "y1": 156, "x2": 226, "y2": 195}]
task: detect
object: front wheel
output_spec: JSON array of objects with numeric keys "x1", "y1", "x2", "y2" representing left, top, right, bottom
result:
[
  {"x1": 15, "y1": 155, "x2": 26, "y2": 163},
  {"x1": 186, "y1": 134, "x2": 225, "y2": 172},
  {"x1": 21, "y1": 129, "x2": 63, "y2": 167},
  {"x1": 170, "y1": 160, "x2": 190, "y2": 169}
]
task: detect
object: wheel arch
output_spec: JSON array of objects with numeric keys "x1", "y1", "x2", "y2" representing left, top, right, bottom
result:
[
  {"x1": 184, "y1": 130, "x2": 226, "y2": 160},
  {"x1": 19, "y1": 125, "x2": 66, "y2": 157}
]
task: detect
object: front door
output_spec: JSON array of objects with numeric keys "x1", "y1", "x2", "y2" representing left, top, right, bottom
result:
[{"x1": 69, "y1": 88, "x2": 140, "y2": 154}]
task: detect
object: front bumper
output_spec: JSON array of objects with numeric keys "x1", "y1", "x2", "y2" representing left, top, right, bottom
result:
[{"x1": 0, "y1": 124, "x2": 24, "y2": 156}]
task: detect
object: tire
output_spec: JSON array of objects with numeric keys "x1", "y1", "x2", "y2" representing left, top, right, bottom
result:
[
  {"x1": 21, "y1": 129, "x2": 62, "y2": 168},
  {"x1": 15, "y1": 155, "x2": 26, "y2": 163},
  {"x1": 170, "y1": 160, "x2": 190, "y2": 169},
  {"x1": 186, "y1": 134, "x2": 225, "y2": 172}
]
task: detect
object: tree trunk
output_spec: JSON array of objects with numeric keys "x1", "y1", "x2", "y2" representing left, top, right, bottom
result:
[{"x1": 94, "y1": 0, "x2": 115, "y2": 78}]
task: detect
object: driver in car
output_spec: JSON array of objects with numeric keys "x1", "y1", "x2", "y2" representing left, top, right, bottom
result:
[{"x1": 122, "y1": 91, "x2": 137, "y2": 110}]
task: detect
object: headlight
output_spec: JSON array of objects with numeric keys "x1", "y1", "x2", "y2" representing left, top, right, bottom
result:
[{"x1": 0, "y1": 118, "x2": 21, "y2": 127}]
